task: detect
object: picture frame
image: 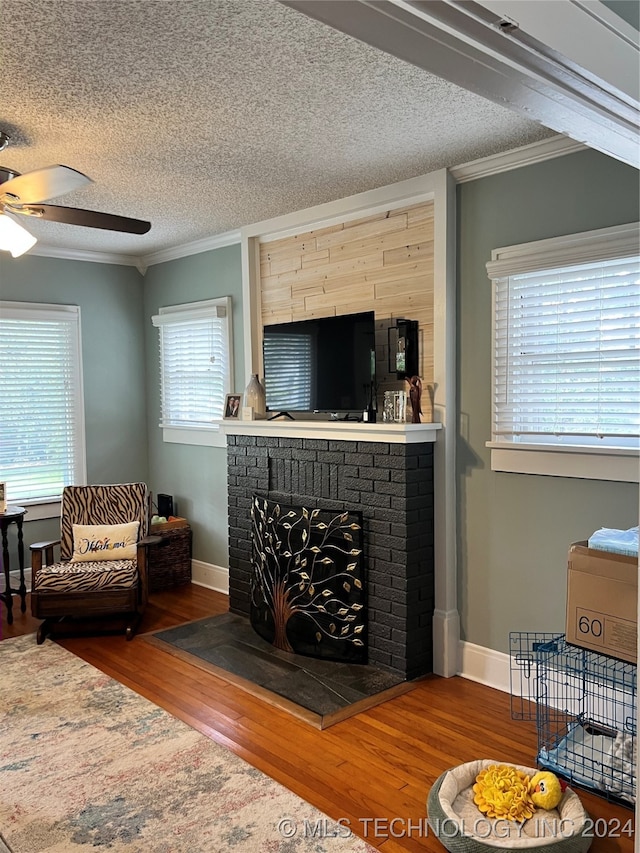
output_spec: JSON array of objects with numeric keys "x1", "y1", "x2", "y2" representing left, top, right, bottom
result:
[
  {"x1": 223, "y1": 393, "x2": 242, "y2": 420},
  {"x1": 0, "y1": 481, "x2": 5, "y2": 513}
]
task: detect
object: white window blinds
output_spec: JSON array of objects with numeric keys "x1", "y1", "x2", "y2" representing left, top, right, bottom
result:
[
  {"x1": 152, "y1": 299, "x2": 232, "y2": 427},
  {"x1": 492, "y1": 253, "x2": 640, "y2": 446},
  {"x1": 0, "y1": 302, "x2": 86, "y2": 503}
]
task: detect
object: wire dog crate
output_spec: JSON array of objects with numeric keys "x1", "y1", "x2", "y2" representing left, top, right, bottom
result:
[{"x1": 510, "y1": 632, "x2": 636, "y2": 807}]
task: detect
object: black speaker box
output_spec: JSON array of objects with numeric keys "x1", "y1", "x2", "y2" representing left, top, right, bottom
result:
[{"x1": 157, "y1": 493, "x2": 174, "y2": 518}]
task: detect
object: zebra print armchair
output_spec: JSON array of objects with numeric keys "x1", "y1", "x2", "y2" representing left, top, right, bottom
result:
[{"x1": 30, "y1": 483, "x2": 158, "y2": 644}]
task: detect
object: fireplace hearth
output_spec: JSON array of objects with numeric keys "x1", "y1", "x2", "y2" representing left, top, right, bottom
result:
[{"x1": 227, "y1": 426, "x2": 435, "y2": 680}]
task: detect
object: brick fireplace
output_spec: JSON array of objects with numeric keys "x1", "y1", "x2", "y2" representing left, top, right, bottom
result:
[{"x1": 225, "y1": 422, "x2": 439, "y2": 680}]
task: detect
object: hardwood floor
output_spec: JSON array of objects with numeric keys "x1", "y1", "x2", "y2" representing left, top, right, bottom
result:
[{"x1": 2, "y1": 585, "x2": 635, "y2": 852}]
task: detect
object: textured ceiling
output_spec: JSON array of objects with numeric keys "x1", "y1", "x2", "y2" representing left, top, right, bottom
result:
[{"x1": 0, "y1": 0, "x2": 553, "y2": 259}]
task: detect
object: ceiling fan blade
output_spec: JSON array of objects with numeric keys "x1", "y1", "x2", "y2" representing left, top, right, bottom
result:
[
  {"x1": 0, "y1": 165, "x2": 92, "y2": 204},
  {"x1": 15, "y1": 203, "x2": 151, "y2": 235}
]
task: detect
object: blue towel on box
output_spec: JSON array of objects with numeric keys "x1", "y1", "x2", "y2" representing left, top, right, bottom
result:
[{"x1": 588, "y1": 526, "x2": 639, "y2": 558}]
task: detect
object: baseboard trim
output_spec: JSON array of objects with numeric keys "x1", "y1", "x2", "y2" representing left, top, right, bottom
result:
[
  {"x1": 457, "y1": 640, "x2": 511, "y2": 695},
  {"x1": 191, "y1": 559, "x2": 229, "y2": 595},
  {"x1": 10, "y1": 567, "x2": 32, "y2": 588}
]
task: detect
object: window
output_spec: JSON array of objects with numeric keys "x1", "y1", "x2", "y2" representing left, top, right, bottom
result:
[
  {"x1": 486, "y1": 223, "x2": 640, "y2": 481},
  {"x1": 0, "y1": 301, "x2": 86, "y2": 507},
  {"x1": 152, "y1": 297, "x2": 233, "y2": 446}
]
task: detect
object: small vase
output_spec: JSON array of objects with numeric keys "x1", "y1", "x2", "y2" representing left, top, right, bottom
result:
[{"x1": 244, "y1": 374, "x2": 266, "y2": 418}]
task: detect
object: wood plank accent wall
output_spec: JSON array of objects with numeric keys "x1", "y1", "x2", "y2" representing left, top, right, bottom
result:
[{"x1": 259, "y1": 202, "x2": 434, "y2": 394}]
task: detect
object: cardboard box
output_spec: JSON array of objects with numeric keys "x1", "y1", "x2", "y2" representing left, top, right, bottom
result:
[
  {"x1": 565, "y1": 541, "x2": 637, "y2": 664},
  {"x1": 150, "y1": 516, "x2": 189, "y2": 532}
]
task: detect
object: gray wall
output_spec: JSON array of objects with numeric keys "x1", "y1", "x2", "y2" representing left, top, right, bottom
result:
[
  {"x1": 142, "y1": 244, "x2": 243, "y2": 567},
  {"x1": 602, "y1": 0, "x2": 639, "y2": 30},
  {"x1": 0, "y1": 255, "x2": 148, "y2": 547},
  {"x1": 457, "y1": 149, "x2": 640, "y2": 653}
]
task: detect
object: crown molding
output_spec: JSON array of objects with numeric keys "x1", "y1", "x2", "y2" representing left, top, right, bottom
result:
[
  {"x1": 141, "y1": 229, "x2": 241, "y2": 270},
  {"x1": 27, "y1": 243, "x2": 144, "y2": 269},
  {"x1": 450, "y1": 135, "x2": 588, "y2": 183},
  {"x1": 23, "y1": 229, "x2": 242, "y2": 273}
]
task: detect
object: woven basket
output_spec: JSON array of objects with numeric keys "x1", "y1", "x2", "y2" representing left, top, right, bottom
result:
[{"x1": 148, "y1": 526, "x2": 192, "y2": 592}]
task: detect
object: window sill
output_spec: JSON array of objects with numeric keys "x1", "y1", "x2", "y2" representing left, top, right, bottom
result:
[
  {"x1": 19, "y1": 500, "x2": 62, "y2": 521},
  {"x1": 486, "y1": 442, "x2": 639, "y2": 483},
  {"x1": 161, "y1": 424, "x2": 225, "y2": 448}
]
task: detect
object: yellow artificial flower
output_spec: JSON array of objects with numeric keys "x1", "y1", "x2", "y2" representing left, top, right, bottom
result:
[{"x1": 473, "y1": 764, "x2": 536, "y2": 822}]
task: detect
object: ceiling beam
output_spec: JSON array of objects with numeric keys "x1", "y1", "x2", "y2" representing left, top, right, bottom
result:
[{"x1": 282, "y1": 0, "x2": 639, "y2": 168}]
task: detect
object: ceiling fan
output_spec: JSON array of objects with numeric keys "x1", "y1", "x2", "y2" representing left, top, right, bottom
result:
[{"x1": 0, "y1": 131, "x2": 151, "y2": 257}]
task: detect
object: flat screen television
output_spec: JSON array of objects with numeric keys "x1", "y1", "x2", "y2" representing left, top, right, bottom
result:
[{"x1": 263, "y1": 311, "x2": 376, "y2": 416}]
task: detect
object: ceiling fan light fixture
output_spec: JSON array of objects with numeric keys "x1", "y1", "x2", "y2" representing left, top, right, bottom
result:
[{"x1": 0, "y1": 211, "x2": 37, "y2": 257}]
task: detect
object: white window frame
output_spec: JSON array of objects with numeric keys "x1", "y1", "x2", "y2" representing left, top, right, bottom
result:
[
  {"x1": 152, "y1": 297, "x2": 233, "y2": 448},
  {"x1": 0, "y1": 301, "x2": 86, "y2": 516},
  {"x1": 486, "y1": 222, "x2": 640, "y2": 482}
]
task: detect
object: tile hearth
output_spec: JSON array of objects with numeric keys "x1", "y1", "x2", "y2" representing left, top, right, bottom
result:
[{"x1": 146, "y1": 613, "x2": 414, "y2": 728}]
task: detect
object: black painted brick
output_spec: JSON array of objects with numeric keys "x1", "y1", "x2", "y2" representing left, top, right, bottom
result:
[
  {"x1": 235, "y1": 435, "x2": 256, "y2": 446},
  {"x1": 373, "y1": 480, "x2": 405, "y2": 497},
  {"x1": 342, "y1": 463, "x2": 360, "y2": 478},
  {"x1": 366, "y1": 567, "x2": 392, "y2": 586},
  {"x1": 229, "y1": 545, "x2": 250, "y2": 561},
  {"x1": 369, "y1": 622, "x2": 392, "y2": 640},
  {"x1": 348, "y1": 452, "x2": 374, "y2": 466},
  {"x1": 376, "y1": 611, "x2": 410, "y2": 633},
  {"x1": 403, "y1": 468, "x2": 427, "y2": 484},
  {"x1": 228, "y1": 445, "x2": 247, "y2": 456},
  {"x1": 368, "y1": 545, "x2": 393, "y2": 563},
  {"x1": 372, "y1": 507, "x2": 405, "y2": 524},
  {"x1": 269, "y1": 447, "x2": 294, "y2": 460},
  {"x1": 370, "y1": 533, "x2": 406, "y2": 552},
  {"x1": 358, "y1": 466, "x2": 391, "y2": 481},
  {"x1": 369, "y1": 650, "x2": 393, "y2": 669},
  {"x1": 304, "y1": 439, "x2": 329, "y2": 451},
  {"x1": 343, "y1": 476, "x2": 372, "y2": 494},
  {"x1": 227, "y1": 485, "x2": 247, "y2": 498},
  {"x1": 328, "y1": 440, "x2": 358, "y2": 452},
  {"x1": 368, "y1": 595, "x2": 392, "y2": 613},
  {"x1": 371, "y1": 636, "x2": 406, "y2": 658},
  {"x1": 293, "y1": 449, "x2": 318, "y2": 462},
  {"x1": 369, "y1": 519, "x2": 391, "y2": 535},
  {"x1": 364, "y1": 492, "x2": 392, "y2": 508},
  {"x1": 278, "y1": 437, "x2": 304, "y2": 449},
  {"x1": 320, "y1": 451, "x2": 346, "y2": 465},
  {"x1": 228, "y1": 526, "x2": 248, "y2": 541},
  {"x1": 358, "y1": 441, "x2": 391, "y2": 454},
  {"x1": 386, "y1": 456, "x2": 412, "y2": 471}
]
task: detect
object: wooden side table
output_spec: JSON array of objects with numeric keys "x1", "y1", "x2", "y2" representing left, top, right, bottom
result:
[{"x1": 0, "y1": 505, "x2": 27, "y2": 625}]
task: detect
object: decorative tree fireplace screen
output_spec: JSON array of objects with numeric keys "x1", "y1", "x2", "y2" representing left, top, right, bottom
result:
[{"x1": 250, "y1": 494, "x2": 366, "y2": 663}]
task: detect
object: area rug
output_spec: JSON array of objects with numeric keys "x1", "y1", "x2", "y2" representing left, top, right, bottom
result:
[{"x1": 0, "y1": 635, "x2": 375, "y2": 853}]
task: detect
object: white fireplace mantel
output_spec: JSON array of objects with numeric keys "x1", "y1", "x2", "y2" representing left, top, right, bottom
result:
[{"x1": 222, "y1": 419, "x2": 441, "y2": 444}]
